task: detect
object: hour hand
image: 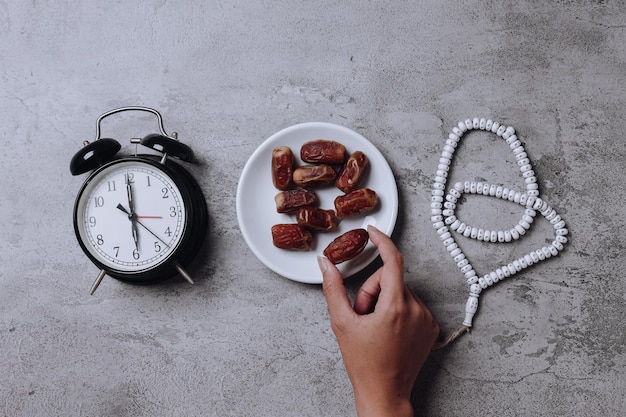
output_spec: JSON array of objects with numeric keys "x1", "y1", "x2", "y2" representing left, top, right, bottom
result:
[{"x1": 116, "y1": 203, "x2": 139, "y2": 250}]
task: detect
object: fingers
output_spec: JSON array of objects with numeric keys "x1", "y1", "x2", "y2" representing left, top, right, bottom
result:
[
  {"x1": 353, "y1": 269, "x2": 382, "y2": 315},
  {"x1": 318, "y1": 256, "x2": 354, "y2": 322},
  {"x1": 367, "y1": 225, "x2": 405, "y2": 298}
]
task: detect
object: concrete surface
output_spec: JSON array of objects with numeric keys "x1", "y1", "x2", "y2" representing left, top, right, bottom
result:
[{"x1": 1, "y1": 1, "x2": 625, "y2": 416}]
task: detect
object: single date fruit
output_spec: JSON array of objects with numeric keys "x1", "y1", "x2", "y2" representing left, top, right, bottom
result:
[
  {"x1": 293, "y1": 164, "x2": 337, "y2": 188},
  {"x1": 336, "y1": 151, "x2": 369, "y2": 193},
  {"x1": 275, "y1": 189, "x2": 318, "y2": 213},
  {"x1": 271, "y1": 146, "x2": 294, "y2": 190},
  {"x1": 271, "y1": 224, "x2": 313, "y2": 250},
  {"x1": 323, "y1": 228, "x2": 369, "y2": 264},
  {"x1": 300, "y1": 140, "x2": 346, "y2": 164},
  {"x1": 296, "y1": 207, "x2": 338, "y2": 231},
  {"x1": 334, "y1": 188, "x2": 378, "y2": 218}
]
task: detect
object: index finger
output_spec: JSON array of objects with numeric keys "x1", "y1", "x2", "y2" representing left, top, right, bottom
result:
[{"x1": 367, "y1": 225, "x2": 405, "y2": 296}]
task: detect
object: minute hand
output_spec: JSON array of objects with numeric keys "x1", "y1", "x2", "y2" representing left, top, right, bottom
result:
[{"x1": 126, "y1": 174, "x2": 139, "y2": 249}]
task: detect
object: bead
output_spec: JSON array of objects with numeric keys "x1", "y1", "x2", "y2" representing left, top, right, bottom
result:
[
  {"x1": 507, "y1": 189, "x2": 516, "y2": 201},
  {"x1": 513, "y1": 260, "x2": 522, "y2": 272},
  {"x1": 470, "y1": 283, "x2": 482, "y2": 295},
  {"x1": 529, "y1": 252, "x2": 539, "y2": 263},
  {"x1": 464, "y1": 181, "x2": 471, "y2": 193},
  {"x1": 482, "y1": 184, "x2": 490, "y2": 195},
  {"x1": 519, "y1": 219, "x2": 531, "y2": 230},
  {"x1": 522, "y1": 169, "x2": 535, "y2": 178},
  {"x1": 488, "y1": 230, "x2": 496, "y2": 242},
  {"x1": 449, "y1": 132, "x2": 460, "y2": 142},
  {"x1": 501, "y1": 187, "x2": 510, "y2": 200},
  {"x1": 431, "y1": 215, "x2": 443, "y2": 222},
  {"x1": 506, "y1": 134, "x2": 518, "y2": 145},
  {"x1": 549, "y1": 245, "x2": 559, "y2": 256},
  {"x1": 449, "y1": 246, "x2": 461, "y2": 255},
  {"x1": 433, "y1": 182, "x2": 445, "y2": 190},
  {"x1": 535, "y1": 249, "x2": 545, "y2": 261},
  {"x1": 464, "y1": 119, "x2": 473, "y2": 130},
  {"x1": 472, "y1": 118, "x2": 480, "y2": 129},
  {"x1": 436, "y1": 170, "x2": 448, "y2": 179},
  {"x1": 520, "y1": 164, "x2": 532, "y2": 173},
  {"x1": 546, "y1": 209, "x2": 557, "y2": 220},
  {"x1": 454, "y1": 253, "x2": 466, "y2": 263},
  {"x1": 552, "y1": 241, "x2": 564, "y2": 251},
  {"x1": 465, "y1": 269, "x2": 477, "y2": 278},
  {"x1": 513, "y1": 147, "x2": 526, "y2": 156},
  {"x1": 528, "y1": 190, "x2": 539, "y2": 196},
  {"x1": 505, "y1": 126, "x2": 515, "y2": 136},
  {"x1": 517, "y1": 158, "x2": 530, "y2": 166},
  {"x1": 549, "y1": 214, "x2": 562, "y2": 225},
  {"x1": 510, "y1": 228, "x2": 520, "y2": 240},
  {"x1": 479, "y1": 118, "x2": 486, "y2": 130},
  {"x1": 504, "y1": 230, "x2": 512, "y2": 242},
  {"x1": 496, "y1": 125, "x2": 506, "y2": 136},
  {"x1": 441, "y1": 151, "x2": 453, "y2": 159},
  {"x1": 470, "y1": 182, "x2": 477, "y2": 194},
  {"x1": 507, "y1": 263, "x2": 516, "y2": 276},
  {"x1": 514, "y1": 224, "x2": 527, "y2": 235},
  {"x1": 483, "y1": 230, "x2": 491, "y2": 242},
  {"x1": 526, "y1": 183, "x2": 539, "y2": 191},
  {"x1": 443, "y1": 144, "x2": 456, "y2": 154},
  {"x1": 490, "y1": 271, "x2": 499, "y2": 283},
  {"x1": 518, "y1": 257, "x2": 528, "y2": 269},
  {"x1": 524, "y1": 254, "x2": 533, "y2": 266},
  {"x1": 449, "y1": 188, "x2": 461, "y2": 198},
  {"x1": 452, "y1": 127, "x2": 463, "y2": 136},
  {"x1": 489, "y1": 184, "x2": 497, "y2": 196},
  {"x1": 515, "y1": 151, "x2": 528, "y2": 160},
  {"x1": 450, "y1": 219, "x2": 461, "y2": 230},
  {"x1": 440, "y1": 231, "x2": 452, "y2": 239},
  {"x1": 431, "y1": 195, "x2": 444, "y2": 203},
  {"x1": 498, "y1": 231, "x2": 505, "y2": 242},
  {"x1": 556, "y1": 235, "x2": 568, "y2": 244},
  {"x1": 457, "y1": 259, "x2": 469, "y2": 268},
  {"x1": 542, "y1": 247, "x2": 552, "y2": 258},
  {"x1": 556, "y1": 228, "x2": 568, "y2": 236},
  {"x1": 457, "y1": 121, "x2": 467, "y2": 132},
  {"x1": 467, "y1": 275, "x2": 478, "y2": 285},
  {"x1": 446, "y1": 194, "x2": 457, "y2": 203},
  {"x1": 553, "y1": 220, "x2": 566, "y2": 229},
  {"x1": 476, "y1": 182, "x2": 484, "y2": 194},
  {"x1": 519, "y1": 193, "x2": 528, "y2": 205},
  {"x1": 444, "y1": 201, "x2": 456, "y2": 209},
  {"x1": 446, "y1": 138, "x2": 458, "y2": 148},
  {"x1": 484, "y1": 273, "x2": 494, "y2": 286},
  {"x1": 442, "y1": 209, "x2": 455, "y2": 216},
  {"x1": 485, "y1": 119, "x2": 493, "y2": 130},
  {"x1": 463, "y1": 295, "x2": 479, "y2": 327},
  {"x1": 431, "y1": 202, "x2": 442, "y2": 209},
  {"x1": 522, "y1": 214, "x2": 534, "y2": 224},
  {"x1": 439, "y1": 157, "x2": 451, "y2": 165},
  {"x1": 433, "y1": 221, "x2": 445, "y2": 229},
  {"x1": 437, "y1": 163, "x2": 450, "y2": 172},
  {"x1": 463, "y1": 227, "x2": 472, "y2": 237},
  {"x1": 476, "y1": 228, "x2": 484, "y2": 240},
  {"x1": 442, "y1": 238, "x2": 455, "y2": 247},
  {"x1": 457, "y1": 222, "x2": 467, "y2": 233},
  {"x1": 526, "y1": 195, "x2": 537, "y2": 208},
  {"x1": 431, "y1": 208, "x2": 442, "y2": 215},
  {"x1": 444, "y1": 215, "x2": 457, "y2": 225},
  {"x1": 491, "y1": 121, "x2": 500, "y2": 133},
  {"x1": 461, "y1": 264, "x2": 473, "y2": 274},
  {"x1": 470, "y1": 227, "x2": 478, "y2": 239},
  {"x1": 525, "y1": 176, "x2": 537, "y2": 184},
  {"x1": 502, "y1": 266, "x2": 511, "y2": 278},
  {"x1": 509, "y1": 140, "x2": 521, "y2": 149},
  {"x1": 513, "y1": 192, "x2": 522, "y2": 203}
]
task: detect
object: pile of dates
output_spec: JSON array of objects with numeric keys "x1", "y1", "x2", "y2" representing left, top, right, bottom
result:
[{"x1": 271, "y1": 139, "x2": 378, "y2": 264}]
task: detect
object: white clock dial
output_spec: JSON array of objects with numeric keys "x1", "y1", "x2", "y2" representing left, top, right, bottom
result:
[{"x1": 75, "y1": 160, "x2": 187, "y2": 273}]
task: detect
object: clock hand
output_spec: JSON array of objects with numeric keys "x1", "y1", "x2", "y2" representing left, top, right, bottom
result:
[
  {"x1": 125, "y1": 174, "x2": 139, "y2": 250},
  {"x1": 117, "y1": 204, "x2": 171, "y2": 248}
]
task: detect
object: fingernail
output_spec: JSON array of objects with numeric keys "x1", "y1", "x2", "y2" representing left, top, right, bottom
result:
[
  {"x1": 317, "y1": 255, "x2": 329, "y2": 273},
  {"x1": 367, "y1": 224, "x2": 381, "y2": 233}
]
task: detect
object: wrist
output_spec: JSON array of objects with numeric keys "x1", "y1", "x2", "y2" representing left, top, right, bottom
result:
[{"x1": 354, "y1": 393, "x2": 413, "y2": 417}]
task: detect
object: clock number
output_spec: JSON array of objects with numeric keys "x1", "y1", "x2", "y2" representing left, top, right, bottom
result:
[
  {"x1": 133, "y1": 249, "x2": 140, "y2": 260},
  {"x1": 94, "y1": 196, "x2": 104, "y2": 208},
  {"x1": 169, "y1": 206, "x2": 177, "y2": 217},
  {"x1": 113, "y1": 246, "x2": 120, "y2": 257},
  {"x1": 107, "y1": 181, "x2": 116, "y2": 192},
  {"x1": 89, "y1": 216, "x2": 96, "y2": 227},
  {"x1": 126, "y1": 173, "x2": 135, "y2": 183},
  {"x1": 146, "y1": 176, "x2": 152, "y2": 187},
  {"x1": 96, "y1": 234, "x2": 104, "y2": 245},
  {"x1": 154, "y1": 241, "x2": 162, "y2": 253},
  {"x1": 162, "y1": 187, "x2": 169, "y2": 199},
  {"x1": 164, "y1": 227, "x2": 172, "y2": 237}
]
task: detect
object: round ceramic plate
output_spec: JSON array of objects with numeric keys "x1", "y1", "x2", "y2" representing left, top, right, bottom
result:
[{"x1": 236, "y1": 122, "x2": 398, "y2": 284}]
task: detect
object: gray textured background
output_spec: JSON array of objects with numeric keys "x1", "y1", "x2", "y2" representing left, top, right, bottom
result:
[{"x1": 1, "y1": 1, "x2": 625, "y2": 416}]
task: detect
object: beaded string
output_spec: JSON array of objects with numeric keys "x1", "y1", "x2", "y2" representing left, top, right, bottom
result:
[{"x1": 430, "y1": 118, "x2": 569, "y2": 350}]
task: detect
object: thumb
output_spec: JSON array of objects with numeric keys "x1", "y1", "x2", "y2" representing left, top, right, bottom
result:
[{"x1": 318, "y1": 256, "x2": 354, "y2": 320}]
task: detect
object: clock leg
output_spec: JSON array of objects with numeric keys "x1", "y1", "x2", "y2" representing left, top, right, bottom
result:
[
  {"x1": 89, "y1": 269, "x2": 107, "y2": 295},
  {"x1": 175, "y1": 263, "x2": 194, "y2": 285}
]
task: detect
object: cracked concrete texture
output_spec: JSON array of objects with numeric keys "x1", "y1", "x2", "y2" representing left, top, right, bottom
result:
[{"x1": 1, "y1": 1, "x2": 625, "y2": 416}]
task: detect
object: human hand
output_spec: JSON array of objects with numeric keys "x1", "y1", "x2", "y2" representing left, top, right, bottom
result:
[{"x1": 318, "y1": 225, "x2": 439, "y2": 417}]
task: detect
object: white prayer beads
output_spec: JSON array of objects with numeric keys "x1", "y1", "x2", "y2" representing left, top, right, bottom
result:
[{"x1": 431, "y1": 118, "x2": 570, "y2": 331}]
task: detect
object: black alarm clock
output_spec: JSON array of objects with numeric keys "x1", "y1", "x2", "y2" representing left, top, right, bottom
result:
[{"x1": 70, "y1": 106, "x2": 208, "y2": 294}]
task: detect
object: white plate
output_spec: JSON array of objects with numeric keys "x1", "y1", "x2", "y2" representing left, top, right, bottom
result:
[{"x1": 236, "y1": 122, "x2": 398, "y2": 284}]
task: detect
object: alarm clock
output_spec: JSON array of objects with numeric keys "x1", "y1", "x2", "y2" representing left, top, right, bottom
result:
[{"x1": 70, "y1": 106, "x2": 208, "y2": 294}]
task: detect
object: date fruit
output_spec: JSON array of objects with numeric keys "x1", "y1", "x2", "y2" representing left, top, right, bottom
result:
[
  {"x1": 275, "y1": 189, "x2": 318, "y2": 213},
  {"x1": 323, "y1": 228, "x2": 369, "y2": 264},
  {"x1": 272, "y1": 224, "x2": 313, "y2": 250},
  {"x1": 300, "y1": 140, "x2": 346, "y2": 164},
  {"x1": 334, "y1": 188, "x2": 378, "y2": 218},
  {"x1": 292, "y1": 164, "x2": 337, "y2": 188},
  {"x1": 296, "y1": 207, "x2": 338, "y2": 231},
  {"x1": 271, "y1": 146, "x2": 294, "y2": 190},
  {"x1": 336, "y1": 151, "x2": 369, "y2": 193}
]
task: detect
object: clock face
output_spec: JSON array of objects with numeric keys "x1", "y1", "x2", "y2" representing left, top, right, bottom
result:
[{"x1": 74, "y1": 159, "x2": 187, "y2": 274}]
